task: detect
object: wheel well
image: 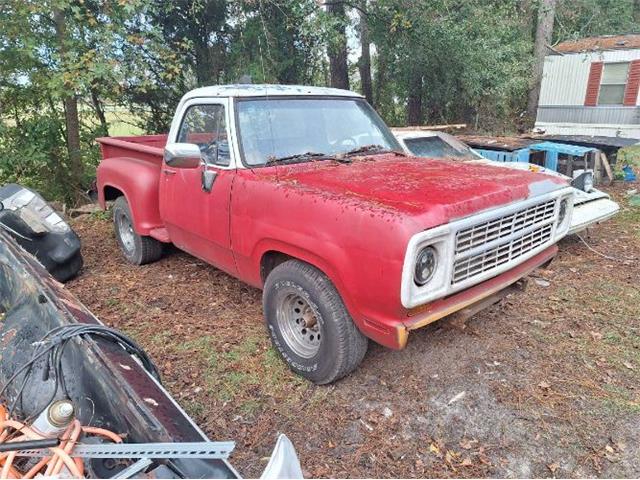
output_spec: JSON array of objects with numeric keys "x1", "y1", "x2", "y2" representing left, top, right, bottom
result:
[
  {"x1": 103, "y1": 186, "x2": 124, "y2": 202},
  {"x1": 260, "y1": 251, "x2": 294, "y2": 283}
]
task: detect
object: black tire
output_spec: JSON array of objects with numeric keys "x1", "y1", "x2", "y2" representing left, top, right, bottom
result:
[
  {"x1": 50, "y1": 252, "x2": 84, "y2": 282},
  {"x1": 112, "y1": 196, "x2": 162, "y2": 265},
  {"x1": 263, "y1": 260, "x2": 368, "y2": 384}
]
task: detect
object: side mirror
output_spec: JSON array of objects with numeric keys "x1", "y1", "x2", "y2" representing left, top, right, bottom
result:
[{"x1": 164, "y1": 143, "x2": 202, "y2": 169}]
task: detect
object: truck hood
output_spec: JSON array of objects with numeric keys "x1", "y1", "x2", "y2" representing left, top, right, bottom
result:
[{"x1": 273, "y1": 154, "x2": 567, "y2": 228}]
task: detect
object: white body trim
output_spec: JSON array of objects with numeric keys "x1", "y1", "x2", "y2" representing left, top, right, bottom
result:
[
  {"x1": 400, "y1": 187, "x2": 574, "y2": 309},
  {"x1": 569, "y1": 197, "x2": 620, "y2": 234}
]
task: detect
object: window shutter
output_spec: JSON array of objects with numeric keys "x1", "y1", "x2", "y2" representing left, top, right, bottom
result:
[
  {"x1": 623, "y1": 59, "x2": 640, "y2": 106},
  {"x1": 584, "y1": 62, "x2": 603, "y2": 106}
]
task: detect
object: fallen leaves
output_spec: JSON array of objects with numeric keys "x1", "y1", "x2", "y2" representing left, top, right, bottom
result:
[
  {"x1": 427, "y1": 438, "x2": 490, "y2": 471},
  {"x1": 428, "y1": 443, "x2": 441, "y2": 457},
  {"x1": 459, "y1": 438, "x2": 478, "y2": 450}
]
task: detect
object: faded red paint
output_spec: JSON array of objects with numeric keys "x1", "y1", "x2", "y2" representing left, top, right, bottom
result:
[
  {"x1": 97, "y1": 135, "x2": 565, "y2": 349},
  {"x1": 623, "y1": 59, "x2": 640, "y2": 106},
  {"x1": 585, "y1": 62, "x2": 604, "y2": 106}
]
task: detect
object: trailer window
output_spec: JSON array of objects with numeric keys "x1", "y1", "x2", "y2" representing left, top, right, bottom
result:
[{"x1": 598, "y1": 62, "x2": 629, "y2": 105}]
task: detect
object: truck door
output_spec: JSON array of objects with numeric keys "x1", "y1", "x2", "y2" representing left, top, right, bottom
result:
[{"x1": 159, "y1": 100, "x2": 237, "y2": 275}]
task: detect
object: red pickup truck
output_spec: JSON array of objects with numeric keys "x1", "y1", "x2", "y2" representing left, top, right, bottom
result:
[{"x1": 97, "y1": 85, "x2": 574, "y2": 384}]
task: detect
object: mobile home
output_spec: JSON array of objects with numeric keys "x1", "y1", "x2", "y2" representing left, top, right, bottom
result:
[{"x1": 535, "y1": 34, "x2": 640, "y2": 139}]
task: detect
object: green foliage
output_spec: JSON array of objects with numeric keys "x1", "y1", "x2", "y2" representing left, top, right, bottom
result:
[
  {"x1": 0, "y1": 0, "x2": 638, "y2": 202},
  {"x1": 555, "y1": 0, "x2": 639, "y2": 41},
  {"x1": 369, "y1": 0, "x2": 534, "y2": 129}
]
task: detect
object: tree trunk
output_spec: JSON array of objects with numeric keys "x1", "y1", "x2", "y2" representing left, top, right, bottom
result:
[
  {"x1": 194, "y1": 37, "x2": 214, "y2": 86},
  {"x1": 91, "y1": 88, "x2": 109, "y2": 136},
  {"x1": 407, "y1": 72, "x2": 423, "y2": 126},
  {"x1": 374, "y1": 49, "x2": 387, "y2": 108},
  {"x1": 52, "y1": 7, "x2": 84, "y2": 190},
  {"x1": 526, "y1": 0, "x2": 556, "y2": 124},
  {"x1": 357, "y1": 5, "x2": 373, "y2": 104},
  {"x1": 327, "y1": 2, "x2": 350, "y2": 90}
]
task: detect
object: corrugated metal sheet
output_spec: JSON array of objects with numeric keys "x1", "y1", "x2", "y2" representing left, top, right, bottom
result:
[
  {"x1": 533, "y1": 122, "x2": 640, "y2": 139},
  {"x1": 456, "y1": 135, "x2": 536, "y2": 151},
  {"x1": 536, "y1": 105, "x2": 640, "y2": 124},
  {"x1": 525, "y1": 135, "x2": 639, "y2": 149}
]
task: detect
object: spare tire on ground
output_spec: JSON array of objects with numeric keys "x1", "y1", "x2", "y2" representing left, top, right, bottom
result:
[{"x1": 0, "y1": 184, "x2": 82, "y2": 282}]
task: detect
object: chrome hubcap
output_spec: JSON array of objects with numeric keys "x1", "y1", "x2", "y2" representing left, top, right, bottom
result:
[
  {"x1": 117, "y1": 213, "x2": 135, "y2": 253},
  {"x1": 276, "y1": 293, "x2": 322, "y2": 358}
]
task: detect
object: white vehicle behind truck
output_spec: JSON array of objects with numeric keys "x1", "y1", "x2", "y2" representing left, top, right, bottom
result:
[{"x1": 393, "y1": 129, "x2": 620, "y2": 234}]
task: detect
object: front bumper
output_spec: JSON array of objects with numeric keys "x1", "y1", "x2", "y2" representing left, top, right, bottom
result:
[
  {"x1": 395, "y1": 244, "x2": 557, "y2": 348},
  {"x1": 569, "y1": 197, "x2": 620, "y2": 234}
]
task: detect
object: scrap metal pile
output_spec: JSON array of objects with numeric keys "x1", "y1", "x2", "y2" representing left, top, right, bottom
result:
[
  {"x1": 0, "y1": 401, "x2": 122, "y2": 478},
  {"x1": 0, "y1": 227, "x2": 302, "y2": 478},
  {"x1": 0, "y1": 184, "x2": 82, "y2": 282}
]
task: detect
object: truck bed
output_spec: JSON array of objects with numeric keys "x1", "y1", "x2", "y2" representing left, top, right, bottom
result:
[{"x1": 97, "y1": 134, "x2": 168, "y2": 163}]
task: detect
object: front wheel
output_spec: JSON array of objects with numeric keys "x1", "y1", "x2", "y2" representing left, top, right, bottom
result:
[
  {"x1": 263, "y1": 260, "x2": 368, "y2": 384},
  {"x1": 112, "y1": 196, "x2": 162, "y2": 265}
]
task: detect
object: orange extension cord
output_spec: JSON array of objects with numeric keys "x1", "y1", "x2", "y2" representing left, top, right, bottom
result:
[{"x1": 0, "y1": 405, "x2": 122, "y2": 479}]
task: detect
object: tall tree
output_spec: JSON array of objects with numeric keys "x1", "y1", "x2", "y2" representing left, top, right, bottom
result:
[
  {"x1": 150, "y1": 0, "x2": 229, "y2": 86},
  {"x1": 407, "y1": 70, "x2": 423, "y2": 125},
  {"x1": 52, "y1": 6, "x2": 83, "y2": 189},
  {"x1": 227, "y1": 0, "x2": 324, "y2": 85},
  {"x1": 358, "y1": 1, "x2": 374, "y2": 105},
  {"x1": 526, "y1": 0, "x2": 556, "y2": 123},
  {"x1": 357, "y1": 3, "x2": 373, "y2": 104},
  {"x1": 326, "y1": 1, "x2": 350, "y2": 90}
]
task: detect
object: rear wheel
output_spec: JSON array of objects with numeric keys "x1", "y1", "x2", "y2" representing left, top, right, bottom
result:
[
  {"x1": 263, "y1": 260, "x2": 368, "y2": 384},
  {"x1": 113, "y1": 196, "x2": 162, "y2": 265}
]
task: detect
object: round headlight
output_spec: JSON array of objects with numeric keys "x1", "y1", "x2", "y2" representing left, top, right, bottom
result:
[
  {"x1": 558, "y1": 199, "x2": 568, "y2": 225},
  {"x1": 414, "y1": 246, "x2": 437, "y2": 286}
]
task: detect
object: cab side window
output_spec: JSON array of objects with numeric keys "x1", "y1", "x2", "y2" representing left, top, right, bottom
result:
[{"x1": 177, "y1": 104, "x2": 230, "y2": 167}]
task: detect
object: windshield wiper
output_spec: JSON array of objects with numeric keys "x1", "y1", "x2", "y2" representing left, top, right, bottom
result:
[
  {"x1": 266, "y1": 152, "x2": 333, "y2": 165},
  {"x1": 340, "y1": 144, "x2": 391, "y2": 157}
]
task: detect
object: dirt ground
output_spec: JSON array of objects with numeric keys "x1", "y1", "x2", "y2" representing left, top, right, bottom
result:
[{"x1": 67, "y1": 181, "x2": 640, "y2": 479}]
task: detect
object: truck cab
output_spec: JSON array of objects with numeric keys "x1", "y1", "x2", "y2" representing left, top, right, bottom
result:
[{"x1": 97, "y1": 85, "x2": 575, "y2": 384}]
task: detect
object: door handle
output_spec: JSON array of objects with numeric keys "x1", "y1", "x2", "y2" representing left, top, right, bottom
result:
[{"x1": 163, "y1": 169, "x2": 176, "y2": 175}]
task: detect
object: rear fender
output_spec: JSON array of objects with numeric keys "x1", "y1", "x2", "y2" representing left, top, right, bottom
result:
[{"x1": 97, "y1": 157, "x2": 163, "y2": 235}]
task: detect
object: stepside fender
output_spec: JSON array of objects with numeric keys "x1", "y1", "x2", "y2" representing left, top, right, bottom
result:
[
  {"x1": 97, "y1": 156, "x2": 163, "y2": 235},
  {"x1": 249, "y1": 237, "x2": 360, "y2": 319}
]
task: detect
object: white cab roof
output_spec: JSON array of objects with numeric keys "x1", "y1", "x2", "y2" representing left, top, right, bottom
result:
[
  {"x1": 391, "y1": 128, "x2": 440, "y2": 140},
  {"x1": 182, "y1": 84, "x2": 363, "y2": 101}
]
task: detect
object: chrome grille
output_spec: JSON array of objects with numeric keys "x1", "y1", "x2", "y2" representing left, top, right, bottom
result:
[
  {"x1": 455, "y1": 199, "x2": 556, "y2": 255},
  {"x1": 452, "y1": 223, "x2": 553, "y2": 284}
]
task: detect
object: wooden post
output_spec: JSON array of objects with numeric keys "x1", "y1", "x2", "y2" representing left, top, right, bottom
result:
[
  {"x1": 594, "y1": 151, "x2": 602, "y2": 185},
  {"x1": 600, "y1": 151, "x2": 614, "y2": 184}
]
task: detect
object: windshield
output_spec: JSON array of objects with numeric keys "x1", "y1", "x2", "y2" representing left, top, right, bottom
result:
[
  {"x1": 403, "y1": 133, "x2": 482, "y2": 160},
  {"x1": 236, "y1": 97, "x2": 401, "y2": 166}
]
